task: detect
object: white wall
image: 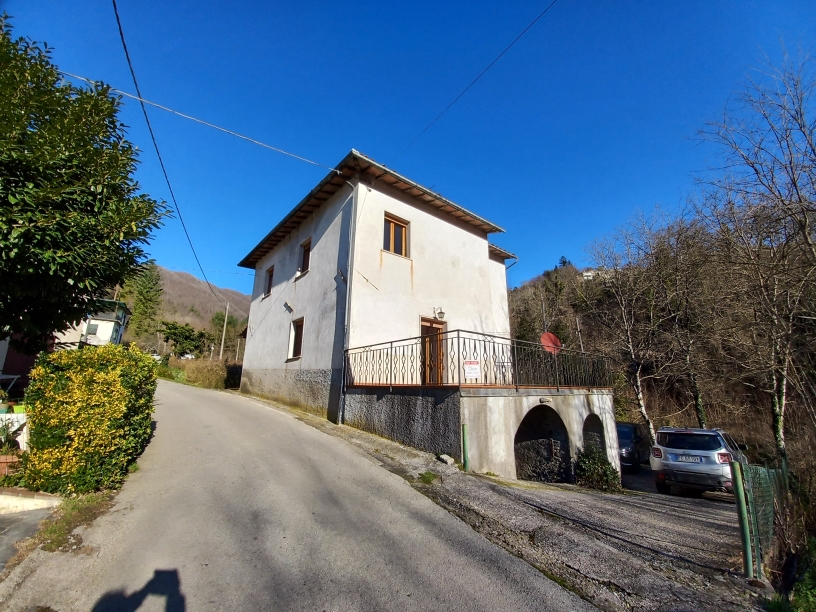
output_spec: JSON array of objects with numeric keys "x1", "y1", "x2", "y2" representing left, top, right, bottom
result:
[
  {"x1": 243, "y1": 183, "x2": 354, "y2": 372},
  {"x1": 85, "y1": 320, "x2": 116, "y2": 346},
  {"x1": 347, "y1": 181, "x2": 510, "y2": 348},
  {"x1": 53, "y1": 322, "x2": 85, "y2": 346},
  {"x1": 461, "y1": 389, "x2": 620, "y2": 479}
]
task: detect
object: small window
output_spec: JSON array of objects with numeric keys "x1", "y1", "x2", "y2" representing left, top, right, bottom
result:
[
  {"x1": 86, "y1": 323, "x2": 99, "y2": 336},
  {"x1": 300, "y1": 240, "x2": 311, "y2": 273},
  {"x1": 265, "y1": 266, "x2": 274, "y2": 296},
  {"x1": 290, "y1": 318, "x2": 304, "y2": 359},
  {"x1": 383, "y1": 215, "x2": 408, "y2": 257}
]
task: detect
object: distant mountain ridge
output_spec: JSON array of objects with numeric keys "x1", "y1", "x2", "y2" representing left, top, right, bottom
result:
[{"x1": 158, "y1": 267, "x2": 251, "y2": 330}]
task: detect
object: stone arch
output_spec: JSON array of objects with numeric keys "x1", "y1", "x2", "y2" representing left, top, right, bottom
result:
[
  {"x1": 582, "y1": 413, "x2": 606, "y2": 451},
  {"x1": 514, "y1": 405, "x2": 572, "y2": 483}
]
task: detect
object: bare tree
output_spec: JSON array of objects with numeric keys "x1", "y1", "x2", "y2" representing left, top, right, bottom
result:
[
  {"x1": 646, "y1": 217, "x2": 723, "y2": 428},
  {"x1": 699, "y1": 57, "x2": 816, "y2": 464},
  {"x1": 581, "y1": 222, "x2": 677, "y2": 444}
]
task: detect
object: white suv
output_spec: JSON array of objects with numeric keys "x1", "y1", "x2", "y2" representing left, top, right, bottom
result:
[{"x1": 649, "y1": 427, "x2": 746, "y2": 495}]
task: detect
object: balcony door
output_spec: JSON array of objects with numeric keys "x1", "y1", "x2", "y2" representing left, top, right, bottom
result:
[{"x1": 421, "y1": 318, "x2": 445, "y2": 385}]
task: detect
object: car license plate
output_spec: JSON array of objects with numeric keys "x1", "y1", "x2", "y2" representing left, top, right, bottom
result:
[{"x1": 677, "y1": 455, "x2": 702, "y2": 463}]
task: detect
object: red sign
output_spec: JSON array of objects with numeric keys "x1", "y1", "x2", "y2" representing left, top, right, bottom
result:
[{"x1": 540, "y1": 332, "x2": 562, "y2": 355}]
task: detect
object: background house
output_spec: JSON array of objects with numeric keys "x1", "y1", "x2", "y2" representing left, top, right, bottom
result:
[{"x1": 54, "y1": 300, "x2": 131, "y2": 349}]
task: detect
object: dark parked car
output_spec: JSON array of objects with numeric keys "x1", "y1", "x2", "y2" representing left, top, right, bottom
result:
[{"x1": 616, "y1": 422, "x2": 650, "y2": 472}]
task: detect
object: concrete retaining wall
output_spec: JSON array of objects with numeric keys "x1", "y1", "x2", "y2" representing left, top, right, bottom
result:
[
  {"x1": 343, "y1": 387, "x2": 461, "y2": 459},
  {"x1": 460, "y1": 388, "x2": 619, "y2": 480},
  {"x1": 240, "y1": 368, "x2": 342, "y2": 419}
]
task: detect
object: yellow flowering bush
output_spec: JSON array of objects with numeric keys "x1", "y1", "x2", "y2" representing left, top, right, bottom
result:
[{"x1": 23, "y1": 344, "x2": 157, "y2": 493}]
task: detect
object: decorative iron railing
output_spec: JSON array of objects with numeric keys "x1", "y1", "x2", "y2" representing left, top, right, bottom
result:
[{"x1": 344, "y1": 330, "x2": 613, "y2": 389}]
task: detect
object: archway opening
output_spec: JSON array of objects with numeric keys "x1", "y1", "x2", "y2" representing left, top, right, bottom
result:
[
  {"x1": 514, "y1": 405, "x2": 571, "y2": 483},
  {"x1": 582, "y1": 414, "x2": 606, "y2": 451}
]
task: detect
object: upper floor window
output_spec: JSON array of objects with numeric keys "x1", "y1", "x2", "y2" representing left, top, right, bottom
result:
[
  {"x1": 299, "y1": 239, "x2": 311, "y2": 274},
  {"x1": 265, "y1": 266, "x2": 274, "y2": 296},
  {"x1": 383, "y1": 214, "x2": 408, "y2": 257}
]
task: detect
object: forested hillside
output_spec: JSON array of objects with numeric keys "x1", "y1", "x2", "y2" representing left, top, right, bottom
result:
[
  {"x1": 158, "y1": 267, "x2": 250, "y2": 329},
  {"x1": 119, "y1": 265, "x2": 250, "y2": 360}
]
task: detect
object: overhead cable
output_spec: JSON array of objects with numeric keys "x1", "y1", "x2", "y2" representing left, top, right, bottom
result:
[
  {"x1": 395, "y1": 0, "x2": 562, "y2": 159},
  {"x1": 111, "y1": 0, "x2": 223, "y2": 303},
  {"x1": 59, "y1": 69, "x2": 339, "y2": 176}
]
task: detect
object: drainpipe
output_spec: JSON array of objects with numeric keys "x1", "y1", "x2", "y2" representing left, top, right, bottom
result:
[{"x1": 340, "y1": 177, "x2": 360, "y2": 423}]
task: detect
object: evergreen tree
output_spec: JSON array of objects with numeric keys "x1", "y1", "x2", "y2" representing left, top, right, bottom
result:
[{"x1": 127, "y1": 263, "x2": 163, "y2": 345}]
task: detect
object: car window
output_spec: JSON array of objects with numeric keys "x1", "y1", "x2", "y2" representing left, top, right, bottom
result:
[
  {"x1": 723, "y1": 433, "x2": 739, "y2": 451},
  {"x1": 656, "y1": 433, "x2": 723, "y2": 451},
  {"x1": 616, "y1": 425, "x2": 634, "y2": 442}
]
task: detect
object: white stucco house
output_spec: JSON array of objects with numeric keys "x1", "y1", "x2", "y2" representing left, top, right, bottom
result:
[
  {"x1": 54, "y1": 300, "x2": 131, "y2": 349},
  {"x1": 239, "y1": 150, "x2": 619, "y2": 481}
]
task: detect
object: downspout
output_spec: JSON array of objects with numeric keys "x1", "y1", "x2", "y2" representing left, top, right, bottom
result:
[{"x1": 339, "y1": 177, "x2": 360, "y2": 424}]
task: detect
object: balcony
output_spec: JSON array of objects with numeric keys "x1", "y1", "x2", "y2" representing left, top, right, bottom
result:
[{"x1": 344, "y1": 330, "x2": 613, "y2": 390}]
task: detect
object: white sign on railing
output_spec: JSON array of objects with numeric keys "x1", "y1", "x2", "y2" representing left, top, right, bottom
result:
[{"x1": 463, "y1": 360, "x2": 480, "y2": 379}]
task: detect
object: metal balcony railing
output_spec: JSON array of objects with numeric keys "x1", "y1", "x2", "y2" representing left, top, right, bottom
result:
[{"x1": 344, "y1": 329, "x2": 613, "y2": 389}]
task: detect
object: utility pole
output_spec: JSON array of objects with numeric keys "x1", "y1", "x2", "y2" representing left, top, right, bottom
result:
[
  {"x1": 219, "y1": 302, "x2": 229, "y2": 360},
  {"x1": 576, "y1": 316, "x2": 585, "y2": 353},
  {"x1": 235, "y1": 338, "x2": 241, "y2": 362},
  {"x1": 541, "y1": 287, "x2": 548, "y2": 333}
]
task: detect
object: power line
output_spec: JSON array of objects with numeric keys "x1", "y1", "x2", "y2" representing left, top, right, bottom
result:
[
  {"x1": 111, "y1": 0, "x2": 224, "y2": 303},
  {"x1": 58, "y1": 70, "x2": 339, "y2": 175},
  {"x1": 395, "y1": 0, "x2": 562, "y2": 160}
]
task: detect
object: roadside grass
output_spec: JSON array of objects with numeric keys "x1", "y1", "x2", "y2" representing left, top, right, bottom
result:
[
  {"x1": 419, "y1": 471, "x2": 438, "y2": 485},
  {"x1": 1, "y1": 491, "x2": 115, "y2": 580}
]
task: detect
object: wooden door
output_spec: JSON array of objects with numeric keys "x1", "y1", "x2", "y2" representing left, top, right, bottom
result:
[{"x1": 421, "y1": 318, "x2": 445, "y2": 385}]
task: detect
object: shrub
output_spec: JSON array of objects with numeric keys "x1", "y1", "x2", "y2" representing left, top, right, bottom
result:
[
  {"x1": 156, "y1": 363, "x2": 185, "y2": 382},
  {"x1": 168, "y1": 357, "x2": 226, "y2": 389},
  {"x1": 23, "y1": 344, "x2": 156, "y2": 494},
  {"x1": 575, "y1": 444, "x2": 621, "y2": 491}
]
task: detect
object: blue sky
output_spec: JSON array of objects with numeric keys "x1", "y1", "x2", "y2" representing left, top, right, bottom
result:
[{"x1": 6, "y1": 1, "x2": 816, "y2": 293}]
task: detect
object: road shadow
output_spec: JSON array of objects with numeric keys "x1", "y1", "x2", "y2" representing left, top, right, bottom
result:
[{"x1": 92, "y1": 569, "x2": 186, "y2": 612}]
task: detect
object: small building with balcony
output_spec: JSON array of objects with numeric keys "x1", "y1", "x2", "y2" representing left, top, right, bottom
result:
[
  {"x1": 53, "y1": 299, "x2": 131, "y2": 349},
  {"x1": 239, "y1": 150, "x2": 618, "y2": 481}
]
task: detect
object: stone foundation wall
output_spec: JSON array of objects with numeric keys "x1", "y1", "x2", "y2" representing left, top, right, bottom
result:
[
  {"x1": 343, "y1": 387, "x2": 461, "y2": 460},
  {"x1": 240, "y1": 368, "x2": 342, "y2": 420}
]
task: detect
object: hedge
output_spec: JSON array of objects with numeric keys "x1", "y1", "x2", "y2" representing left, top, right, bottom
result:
[{"x1": 23, "y1": 344, "x2": 157, "y2": 494}]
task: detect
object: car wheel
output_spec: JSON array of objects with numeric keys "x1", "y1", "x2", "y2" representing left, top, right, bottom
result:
[
  {"x1": 630, "y1": 461, "x2": 641, "y2": 474},
  {"x1": 655, "y1": 480, "x2": 671, "y2": 495}
]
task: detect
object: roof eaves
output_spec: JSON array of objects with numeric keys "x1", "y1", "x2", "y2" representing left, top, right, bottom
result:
[
  {"x1": 488, "y1": 243, "x2": 517, "y2": 261},
  {"x1": 237, "y1": 154, "x2": 354, "y2": 268},
  {"x1": 238, "y1": 149, "x2": 506, "y2": 269},
  {"x1": 350, "y1": 149, "x2": 504, "y2": 235}
]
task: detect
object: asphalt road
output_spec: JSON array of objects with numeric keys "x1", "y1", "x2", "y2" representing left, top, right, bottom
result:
[{"x1": 0, "y1": 381, "x2": 594, "y2": 612}]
